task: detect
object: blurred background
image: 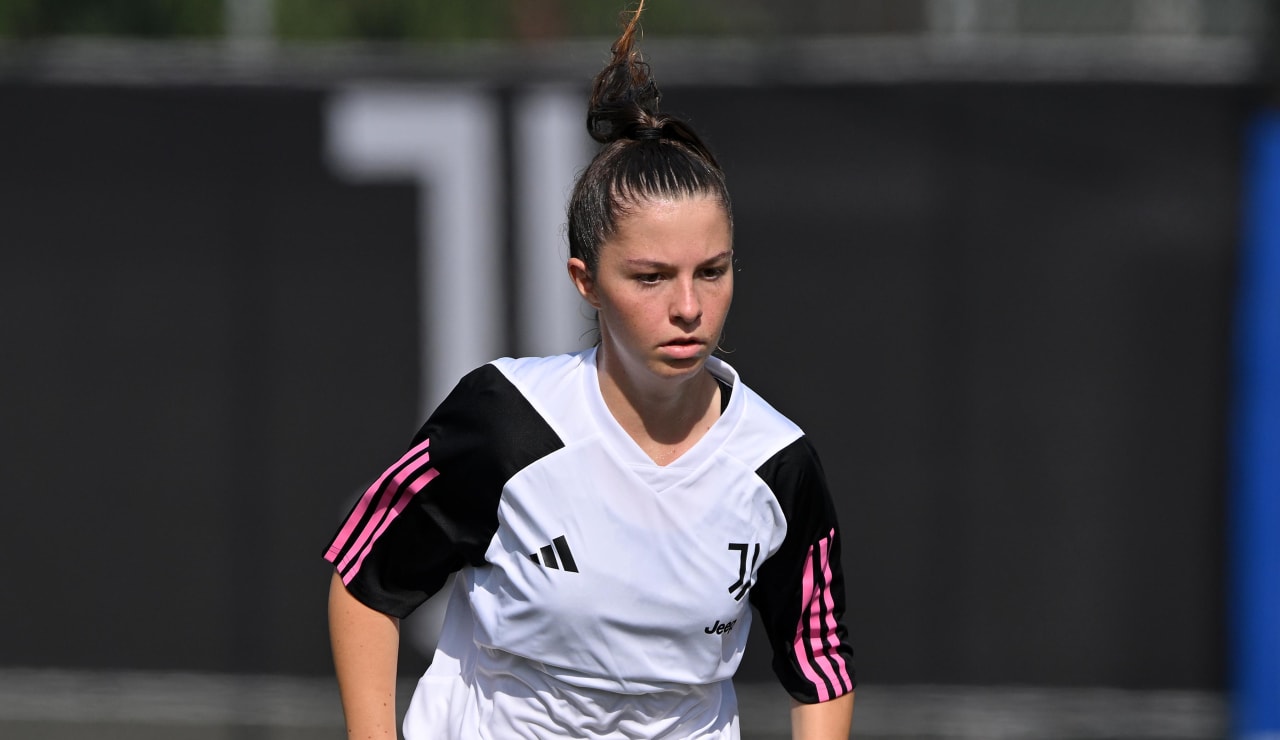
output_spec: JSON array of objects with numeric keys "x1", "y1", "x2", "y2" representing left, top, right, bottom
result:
[{"x1": 2, "y1": 0, "x2": 1278, "y2": 738}]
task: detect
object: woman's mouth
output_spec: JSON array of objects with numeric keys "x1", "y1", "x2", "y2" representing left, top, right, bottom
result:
[{"x1": 661, "y1": 338, "x2": 705, "y2": 360}]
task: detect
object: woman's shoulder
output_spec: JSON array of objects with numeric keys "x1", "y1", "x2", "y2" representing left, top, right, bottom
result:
[
  {"x1": 709, "y1": 357, "x2": 799, "y2": 428},
  {"x1": 436, "y1": 350, "x2": 591, "y2": 408},
  {"x1": 416, "y1": 354, "x2": 584, "y2": 461},
  {"x1": 490, "y1": 349, "x2": 593, "y2": 385},
  {"x1": 475, "y1": 349, "x2": 599, "y2": 442},
  {"x1": 709, "y1": 356, "x2": 809, "y2": 468}
]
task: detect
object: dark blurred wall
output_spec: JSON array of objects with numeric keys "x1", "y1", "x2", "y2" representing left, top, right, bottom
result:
[
  {"x1": 0, "y1": 80, "x2": 1242, "y2": 688},
  {"x1": 693, "y1": 85, "x2": 1240, "y2": 688},
  {"x1": 0, "y1": 85, "x2": 422, "y2": 674}
]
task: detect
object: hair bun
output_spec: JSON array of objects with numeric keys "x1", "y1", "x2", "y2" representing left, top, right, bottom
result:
[{"x1": 586, "y1": 2, "x2": 662, "y2": 145}]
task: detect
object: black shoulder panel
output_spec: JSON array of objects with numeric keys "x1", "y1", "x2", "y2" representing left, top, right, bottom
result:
[{"x1": 326, "y1": 363, "x2": 564, "y2": 618}]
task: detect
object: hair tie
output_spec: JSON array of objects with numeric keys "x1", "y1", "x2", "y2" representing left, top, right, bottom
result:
[{"x1": 634, "y1": 126, "x2": 663, "y2": 141}]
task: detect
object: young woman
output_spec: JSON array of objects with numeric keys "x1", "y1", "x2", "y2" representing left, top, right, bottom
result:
[{"x1": 325, "y1": 4, "x2": 855, "y2": 737}]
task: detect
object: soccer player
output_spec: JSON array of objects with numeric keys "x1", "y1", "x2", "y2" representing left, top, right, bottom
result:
[{"x1": 325, "y1": 3, "x2": 855, "y2": 737}]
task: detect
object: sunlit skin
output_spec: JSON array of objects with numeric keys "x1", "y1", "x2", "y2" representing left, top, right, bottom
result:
[{"x1": 568, "y1": 195, "x2": 733, "y2": 464}]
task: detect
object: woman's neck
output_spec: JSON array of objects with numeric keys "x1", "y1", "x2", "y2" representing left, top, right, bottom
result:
[{"x1": 596, "y1": 349, "x2": 721, "y2": 466}]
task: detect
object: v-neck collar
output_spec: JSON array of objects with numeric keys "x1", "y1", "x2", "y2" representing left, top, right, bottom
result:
[{"x1": 581, "y1": 347, "x2": 742, "y2": 473}]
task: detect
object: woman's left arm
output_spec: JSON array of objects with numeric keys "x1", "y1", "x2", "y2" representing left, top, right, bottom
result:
[{"x1": 790, "y1": 692, "x2": 854, "y2": 740}]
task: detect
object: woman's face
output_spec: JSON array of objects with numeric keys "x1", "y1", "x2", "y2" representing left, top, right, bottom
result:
[{"x1": 569, "y1": 195, "x2": 733, "y2": 389}]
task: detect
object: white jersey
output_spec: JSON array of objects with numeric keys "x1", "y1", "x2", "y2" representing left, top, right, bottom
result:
[{"x1": 325, "y1": 349, "x2": 853, "y2": 739}]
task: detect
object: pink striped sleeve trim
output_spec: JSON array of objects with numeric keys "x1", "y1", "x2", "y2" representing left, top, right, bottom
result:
[
  {"x1": 793, "y1": 529, "x2": 852, "y2": 701},
  {"x1": 342, "y1": 465, "x2": 439, "y2": 584},
  {"x1": 818, "y1": 537, "x2": 847, "y2": 678},
  {"x1": 326, "y1": 438, "x2": 432, "y2": 562},
  {"x1": 325, "y1": 439, "x2": 439, "y2": 579}
]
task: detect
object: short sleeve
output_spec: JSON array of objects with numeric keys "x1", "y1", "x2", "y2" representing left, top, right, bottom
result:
[
  {"x1": 749, "y1": 437, "x2": 856, "y2": 703},
  {"x1": 322, "y1": 363, "x2": 564, "y2": 619}
]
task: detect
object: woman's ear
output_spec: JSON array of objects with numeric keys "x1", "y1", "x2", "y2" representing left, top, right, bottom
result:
[{"x1": 567, "y1": 258, "x2": 601, "y2": 309}]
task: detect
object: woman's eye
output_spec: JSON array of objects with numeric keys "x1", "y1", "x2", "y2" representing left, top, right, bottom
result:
[
  {"x1": 637, "y1": 273, "x2": 663, "y2": 284},
  {"x1": 701, "y1": 266, "x2": 727, "y2": 280}
]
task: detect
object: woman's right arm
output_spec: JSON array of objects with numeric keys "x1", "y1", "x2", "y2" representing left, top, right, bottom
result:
[{"x1": 329, "y1": 570, "x2": 402, "y2": 739}]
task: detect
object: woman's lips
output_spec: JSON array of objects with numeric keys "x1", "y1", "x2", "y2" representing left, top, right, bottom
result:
[{"x1": 660, "y1": 338, "x2": 705, "y2": 360}]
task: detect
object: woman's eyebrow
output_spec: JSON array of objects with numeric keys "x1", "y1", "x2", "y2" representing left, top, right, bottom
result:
[
  {"x1": 624, "y1": 251, "x2": 733, "y2": 269},
  {"x1": 624, "y1": 258, "x2": 670, "y2": 269}
]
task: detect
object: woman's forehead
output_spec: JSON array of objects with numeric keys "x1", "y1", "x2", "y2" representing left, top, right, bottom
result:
[{"x1": 601, "y1": 198, "x2": 733, "y2": 260}]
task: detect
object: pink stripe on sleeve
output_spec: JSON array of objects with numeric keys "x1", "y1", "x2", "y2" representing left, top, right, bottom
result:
[
  {"x1": 336, "y1": 455, "x2": 439, "y2": 573},
  {"x1": 326, "y1": 439, "x2": 431, "y2": 561},
  {"x1": 343, "y1": 465, "x2": 440, "y2": 584},
  {"x1": 793, "y1": 530, "x2": 852, "y2": 701},
  {"x1": 816, "y1": 535, "x2": 852, "y2": 690},
  {"x1": 794, "y1": 545, "x2": 832, "y2": 701}
]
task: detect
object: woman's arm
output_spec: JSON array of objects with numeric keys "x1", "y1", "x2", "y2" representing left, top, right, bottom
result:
[
  {"x1": 790, "y1": 691, "x2": 854, "y2": 740},
  {"x1": 329, "y1": 571, "x2": 402, "y2": 739}
]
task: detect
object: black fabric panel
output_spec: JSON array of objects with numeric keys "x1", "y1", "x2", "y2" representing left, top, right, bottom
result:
[
  {"x1": 335, "y1": 364, "x2": 565, "y2": 619},
  {"x1": 751, "y1": 436, "x2": 856, "y2": 702}
]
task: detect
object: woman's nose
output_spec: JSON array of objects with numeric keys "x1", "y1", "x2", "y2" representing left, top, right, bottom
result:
[{"x1": 671, "y1": 279, "x2": 702, "y2": 323}]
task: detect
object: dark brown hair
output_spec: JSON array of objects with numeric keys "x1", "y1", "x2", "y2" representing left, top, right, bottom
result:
[{"x1": 567, "y1": 1, "x2": 732, "y2": 275}]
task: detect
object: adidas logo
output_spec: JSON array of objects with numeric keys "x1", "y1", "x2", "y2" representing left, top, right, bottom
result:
[{"x1": 528, "y1": 535, "x2": 579, "y2": 573}]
